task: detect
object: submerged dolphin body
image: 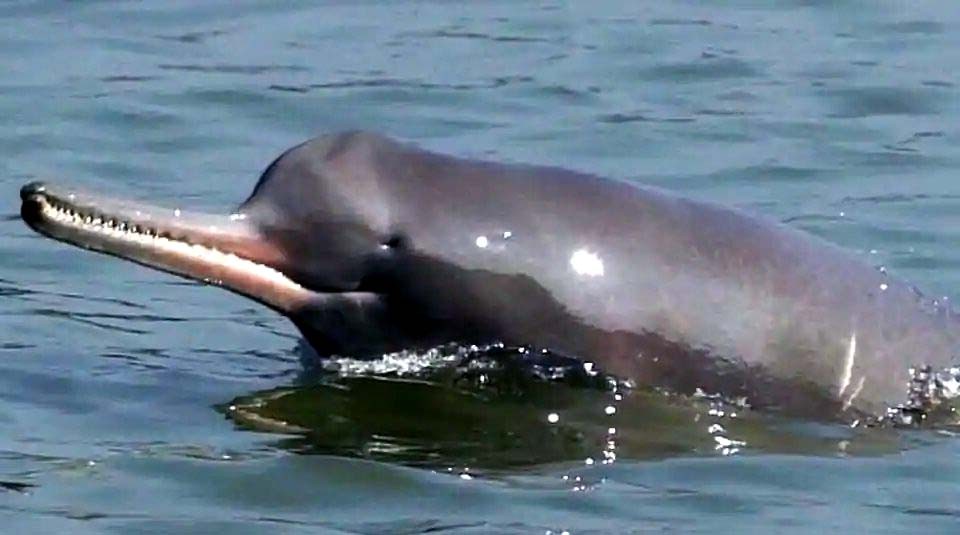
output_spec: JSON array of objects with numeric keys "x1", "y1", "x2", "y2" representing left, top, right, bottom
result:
[{"x1": 20, "y1": 132, "x2": 960, "y2": 419}]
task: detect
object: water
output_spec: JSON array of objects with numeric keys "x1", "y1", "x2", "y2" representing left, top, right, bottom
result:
[{"x1": 3, "y1": 0, "x2": 960, "y2": 532}]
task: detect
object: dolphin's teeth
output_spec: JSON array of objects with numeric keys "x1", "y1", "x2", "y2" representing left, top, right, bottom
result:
[{"x1": 36, "y1": 196, "x2": 306, "y2": 294}]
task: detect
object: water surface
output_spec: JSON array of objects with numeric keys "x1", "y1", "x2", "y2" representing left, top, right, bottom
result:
[{"x1": 3, "y1": 1, "x2": 960, "y2": 532}]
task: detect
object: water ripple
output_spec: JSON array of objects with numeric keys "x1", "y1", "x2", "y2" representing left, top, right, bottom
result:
[
  {"x1": 99, "y1": 75, "x2": 160, "y2": 83},
  {"x1": 155, "y1": 29, "x2": 228, "y2": 44},
  {"x1": 269, "y1": 75, "x2": 535, "y2": 94},
  {"x1": 598, "y1": 112, "x2": 695, "y2": 124},
  {"x1": 821, "y1": 86, "x2": 943, "y2": 118},
  {"x1": 0, "y1": 480, "x2": 34, "y2": 493},
  {"x1": 405, "y1": 28, "x2": 555, "y2": 44},
  {"x1": 881, "y1": 21, "x2": 944, "y2": 35},
  {"x1": 649, "y1": 18, "x2": 712, "y2": 27},
  {"x1": 158, "y1": 64, "x2": 309, "y2": 75},
  {"x1": 644, "y1": 58, "x2": 759, "y2": 82}
]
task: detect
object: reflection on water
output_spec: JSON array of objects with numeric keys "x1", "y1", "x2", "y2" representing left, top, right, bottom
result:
[{"x1": 222, "y1": 345, "x2": 911, "y2": 474}]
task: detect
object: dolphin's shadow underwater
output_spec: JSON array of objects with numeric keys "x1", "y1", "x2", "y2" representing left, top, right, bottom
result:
[{"x1": 19, "y1": 131, "x2": 960, "y2": 424}]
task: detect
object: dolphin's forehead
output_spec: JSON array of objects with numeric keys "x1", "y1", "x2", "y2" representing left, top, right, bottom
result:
[{"x1": 241, "y1": 132, "x2": 395, "y2": 235}]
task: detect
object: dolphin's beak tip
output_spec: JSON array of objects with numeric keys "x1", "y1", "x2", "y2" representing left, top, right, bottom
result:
[{"x1": 20, "y1": 181, "x2": 47, "y2": 201}]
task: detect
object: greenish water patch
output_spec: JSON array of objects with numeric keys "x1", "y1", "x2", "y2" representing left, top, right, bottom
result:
[{"x1": 220, "y1": 368, "x2": 912, "y2": 474}]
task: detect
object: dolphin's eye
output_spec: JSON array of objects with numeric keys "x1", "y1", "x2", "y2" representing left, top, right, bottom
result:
[{"x1": 382, "y1": 233, "x2": 408, "y2": 250}]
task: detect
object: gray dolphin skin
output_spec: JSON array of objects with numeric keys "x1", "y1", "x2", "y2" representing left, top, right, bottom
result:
[{"x1": 20, "y1": 131, "x2": 960, "y2": 420}]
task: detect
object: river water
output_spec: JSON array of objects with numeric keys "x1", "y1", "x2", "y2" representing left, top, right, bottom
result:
[{"x1": 2, "y1": 1, "x2": 960, "y2": 533}]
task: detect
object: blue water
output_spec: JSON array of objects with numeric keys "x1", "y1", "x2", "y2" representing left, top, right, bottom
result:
[{"x1": 3, "y1": 1, "x2": 960, "y2": 532}]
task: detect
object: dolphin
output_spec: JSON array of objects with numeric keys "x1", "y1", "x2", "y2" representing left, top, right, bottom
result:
[{"x1": 19, "y1": 131, "x2": 960, "y2": 420}]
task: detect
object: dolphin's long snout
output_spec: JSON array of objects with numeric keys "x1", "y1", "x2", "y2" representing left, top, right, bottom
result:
[{"x1": 19, "y1": 181, "x2": 319, "y2": 313}]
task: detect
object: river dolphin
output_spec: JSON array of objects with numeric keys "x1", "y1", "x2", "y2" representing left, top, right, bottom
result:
[{"x1": 19, "y1": 131, "x2": 960, "y2": 420}]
